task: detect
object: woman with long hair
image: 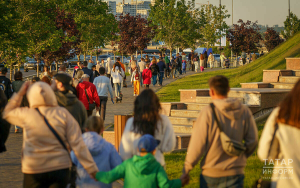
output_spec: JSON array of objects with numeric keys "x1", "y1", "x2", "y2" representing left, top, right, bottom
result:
[
  {"x1": 258, "y1": 79, "x2": 300, "y2": 188},
  {"x1": 111, "y1": 62, "x2": 124, "y2": 99},
  {"x1": 200, "y1": 54, "x2": 205, "y2": 72},
  {"x1": 150, "y1": 59, "x2": 159, "y2": 86},
  {"x1": 12, "y1": 71, "x2": 28, "y2": 133},
  {"x1": 40, "y1": 66, "x2": 50, "y2": 79},
  {"x1": 119, "y1": 89, "x2": 176, "y2": 167}
]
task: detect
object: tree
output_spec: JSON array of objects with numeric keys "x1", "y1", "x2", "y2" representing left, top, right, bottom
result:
[
  {"x1": 281, "y1": 12, "x2": 300, "y2": 39},
  {"x1": 41, "y1": 8, "x2": 81, "y2": 68},
  {"x1": 65, "y1": 0, "x2": 118, "y2": 61},
  {"x1": 264, "y1": 27, "x2": 283, "y2": 52},
  {"x1": 197, "y1": 4, "x2": 230, "y2": 48},
  {"x1": 117, "y1": 14, "x2": 156, "y2": 57},
  {"x1": 227, "y1": 19, "x2": 262, "y2": 55},
  {"x1": 149, "y1": 0, "x2": 201, "y2": 59}
]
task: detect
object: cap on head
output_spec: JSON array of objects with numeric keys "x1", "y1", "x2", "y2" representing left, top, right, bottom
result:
[
  {"x1": 54, "y1": 73, "x2": 73, "y2": 91},
  {"x1": 138, "y1": 134, "x2": 160, "y2": 153}
]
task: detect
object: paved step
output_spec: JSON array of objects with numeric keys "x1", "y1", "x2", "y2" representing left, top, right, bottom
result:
[
  {"x1": 169, "y1": 116, "x2": 196, "y2": 125},
  {"x1": 185, "y1": 103, "x2": 208, "y2": 110},
  {"x1": 175, "y1": 133, "x2": 191, "y2": 149},
  {"x1": 270, "y1": 82, "x2": 295, "y2": 89},
  {"x1": 279, "y1": 76, "x2": 300, "y2": 83},
  {"x1": 292, "y1": 70, "x2": 300, "y2": 76},
  {"x1": 173, "y1": 124, "x2": 193, "y2": 134},
  {"x1": 195, "y1": 96, "x2": 213, "y2": 103},
  {"x1": 171, "y1": 109, "x2": 200, "y2": 118}
]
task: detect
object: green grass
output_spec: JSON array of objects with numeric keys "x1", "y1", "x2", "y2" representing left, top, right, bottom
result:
[
  {"x1": 164, "y1": 121, "x2": 269, "y2": 188},
  {"x1": 157, "y1": 32, "x2": 300, "y2": 102}
]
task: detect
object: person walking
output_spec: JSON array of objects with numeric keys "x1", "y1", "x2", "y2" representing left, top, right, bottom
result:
[
  {"x1": 105, "y1": 57, "x2": 114, "y2": 87},
  {"x1": 0, "y1": 88, "x2": 10, "y2": 153},
  {"x1": 88, "y1": 59, "x2": 94, "y2": 69},
  {"x1": 51, "y1": 73, "x2": 87, "y2": 130},
  {"x1": 150, "y1": 59, "x2": 159, "y2": 86},
  {"x1": 157, "y1": 57, "x2": 166, "y2": 86},
  {"x1": 191, "y1": 51, "x2": 195, "y2": 71},
  {"x1": 203, "y1": 50, "x2": 208, "y2": 68},
  {"x1": 182, "y1": 60, "x2": 186, "y2": 74},
  {"x1": 170, "y1": 58, "x2": 177, "y2": 79},
  {"x1": 115, "y1": 57, "x2": 127, "y2": 89},
  {"x1": 220, "y1": 53, "x2": 226, "y2": 68},
  {"x1": 92, "y1": 65, "x2": 100, "y2": 78},
  {"x1": 131, "y1": 66, "x2": 141, "y2": 96},
  {"x1": 182, "y1": 75, "x2": 258, "y2": 188},
  {"x1": 12, "y1": 71, "x2": 29, "y2": 133},
  {"x1": 138, "y1": 58, "x2": 146, "y2": 87},
  {"x1": 76, "y1": 74, "x2": 100, "y2": 117},
  {"x1": 0, "y1": 67, "x2": 13, "y2": 99},
  {"x1": 111, "y1": 62, "x2": 124, "y2": 100},
  {"x1": 39, "y1": 66, "x2": 51, "y2": 79},
  {"x1": 241, "y1": 51, "x2": 246, "y2": 65},
  {"x1": 176, "y1": 54, "x2": 182, "y2": 75},
  {"x1": 208, "y1": 52, "x2": 214, "y2": 69},
  {"x1": 257, "y1": 79, "x2": 300, "y2": 188},
  {"x1": 82, "y1": 61, "x2": 94, "y2": 82},
  {"x1": 200, "y1": 54, "x2": 205, "y2": 72},
  {"x1": 73, "y1": 61, "x2": 83, "y2": 78},
  {"x1": 3, "y1": 81, "x2": 99, "y2": 188},
  {"x1": 163, "y1": 54, "x2": 170, "y2": 78},
  {"x1": 93, "y1": 67, "x2": 113, "y2": 121},
  {"x1": 71, "y1": 116, "x2": 122, "y2": 188},
  {"x1": 119, "y1": 89, "x2": 176, "y2": 167},
  {"x1": 194, "y1": 54, "x2": 199, "y2": 72},
  {"x1": 142, "y1": 63, "x2": 152, "y2": 89}
]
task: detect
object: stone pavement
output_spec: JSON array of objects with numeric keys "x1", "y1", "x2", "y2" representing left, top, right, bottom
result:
[{"x1": 0, "y1": 67, "x2": 222, "y2": 187}]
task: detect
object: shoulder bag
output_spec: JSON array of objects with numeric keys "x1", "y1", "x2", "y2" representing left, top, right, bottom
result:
[
  {"x1": 252, "y1": 123, "x2": 279, "y2": 188},
  {"x1": 35, "y1": 108, "x2": 78, "y2": 188},
  {"x1": 210, "y1": 103, "x2": 246, "y2": 156},
  {"x1": 85, "y1": 89, "x2": 96, "y2": 111}
]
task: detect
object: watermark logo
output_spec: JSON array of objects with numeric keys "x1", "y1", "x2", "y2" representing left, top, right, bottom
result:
[{"x1": 262, "y1": 159, "x2": 293, "y2": 180}]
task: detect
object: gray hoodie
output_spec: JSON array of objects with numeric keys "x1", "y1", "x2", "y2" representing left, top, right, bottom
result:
[
  {"x1": 55, "y1": 91, "x2": 87, "y2": 130},
  {"x1": 184, "y1": 98, "x2": 258, "y2": 177}
]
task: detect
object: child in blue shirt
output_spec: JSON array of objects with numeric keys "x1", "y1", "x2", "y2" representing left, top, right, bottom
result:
[
  {"x1": 71, "y1": 116, "x2": 122, "y2": 188},
  {"x1": 182, "y1": 60, "x2": 186, "y2": 74}
]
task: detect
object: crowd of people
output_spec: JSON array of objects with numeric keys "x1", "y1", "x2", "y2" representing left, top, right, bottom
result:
[{"x1": 0, "y1": 53, "x2": 299, "y2": 188}]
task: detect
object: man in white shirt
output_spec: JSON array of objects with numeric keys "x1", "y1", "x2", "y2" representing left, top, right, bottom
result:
[
  {"x1": 138, "y1": 58, "x2": 146, "y2": 86},
  {"x1": 93, "y1": 67, "x2": 113, "y2": 121}
]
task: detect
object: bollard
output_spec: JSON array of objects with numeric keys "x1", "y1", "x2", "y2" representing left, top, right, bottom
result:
[{"x1": 114, "y1": 115, "x2": 132, "y2": 152}]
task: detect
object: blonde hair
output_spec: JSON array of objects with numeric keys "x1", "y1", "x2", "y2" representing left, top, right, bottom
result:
[{"x1": 84, "y1": 116, "x2": 104, "y2": 134}]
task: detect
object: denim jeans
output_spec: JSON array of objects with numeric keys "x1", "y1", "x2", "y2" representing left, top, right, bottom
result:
[
  {"x1": 152, "y1": 75, "x2": 157, "y2": 86},
  {"x1": 159, "y1": 72, "x2": 164, "y2": 85},
  {"x1": 200, "y1": 174, "x2": 244, "y2": 188},
  {"x1": 114, "y1": 83, "x2": 121, "y2": 97},
  {"x1": 99, "y1": 96, "x2": 108, "y2": 120}
]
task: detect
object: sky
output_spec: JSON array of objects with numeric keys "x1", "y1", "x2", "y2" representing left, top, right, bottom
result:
[{"x1": 115, "y1": 0, "x2": 300, "y2": 27}]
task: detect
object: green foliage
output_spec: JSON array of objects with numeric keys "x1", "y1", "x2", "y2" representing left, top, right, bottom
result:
[
  {"x1": 157, "y1": 31, "x2": 300, "y2": 102},
  {"x1": 197, "y1": 4, "x2": 230, "y2": 48},
  {"x1": 281, "y1": 12, "x2": 300, "y2": 40},
  {"x1": 149, "y1": 0, "x2": 201, "y2": 57}
]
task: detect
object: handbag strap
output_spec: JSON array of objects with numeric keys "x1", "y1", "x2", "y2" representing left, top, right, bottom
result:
[
  {"x1": 35, "y1": 108, "x2": 69, "y2": 153},
  {"x1": 85, "y1": 89, "x2": 91, "y2": 104},
  {"x1": 210, "y1": 103, "x2": 223, "y2": 132}
]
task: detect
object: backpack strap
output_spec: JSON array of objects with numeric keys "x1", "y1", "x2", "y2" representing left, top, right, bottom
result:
[{"x1": 210, "y1": 103, "x2": 223, "y2": 132}]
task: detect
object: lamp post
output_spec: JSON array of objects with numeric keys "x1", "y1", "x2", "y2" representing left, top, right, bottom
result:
[
  {"x1": 231, "y1": 0, "x2": 233, "y2": 65},
  {"x1": 288, "y1": 0, "x2": 290, "y2": 19},
  {"x1": 219, "y1": 0, "x2": 221, "y2": 51}
]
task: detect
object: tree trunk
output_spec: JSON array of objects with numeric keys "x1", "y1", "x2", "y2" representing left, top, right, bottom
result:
[
  {"x1": 77, "y1": 54, "x2": 80, "y2": 61},
  {"x1": 90, "y1": 52, "x2": 93, "y2": 62},
  {"x1": 36, "y1": 60, "x2": 40, "y2": 77},
  {"x1": 84, "y1": 52, "x2": 86, "y2": 61},
  {"x1": 170, "y1": 47, "x2": 172, "y2": 61},
  {"x1": 10, "y1": 64, "x2": 13, "y2": 81}
]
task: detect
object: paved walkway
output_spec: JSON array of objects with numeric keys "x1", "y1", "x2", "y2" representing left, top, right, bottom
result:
[{"x1": 0, "y1": 67, "x2": 222, "y2": 187}]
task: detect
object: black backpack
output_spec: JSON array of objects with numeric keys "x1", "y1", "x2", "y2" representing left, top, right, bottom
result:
[{"x1": 151, "y1": 64, "x2": 158, "y2": 75}]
